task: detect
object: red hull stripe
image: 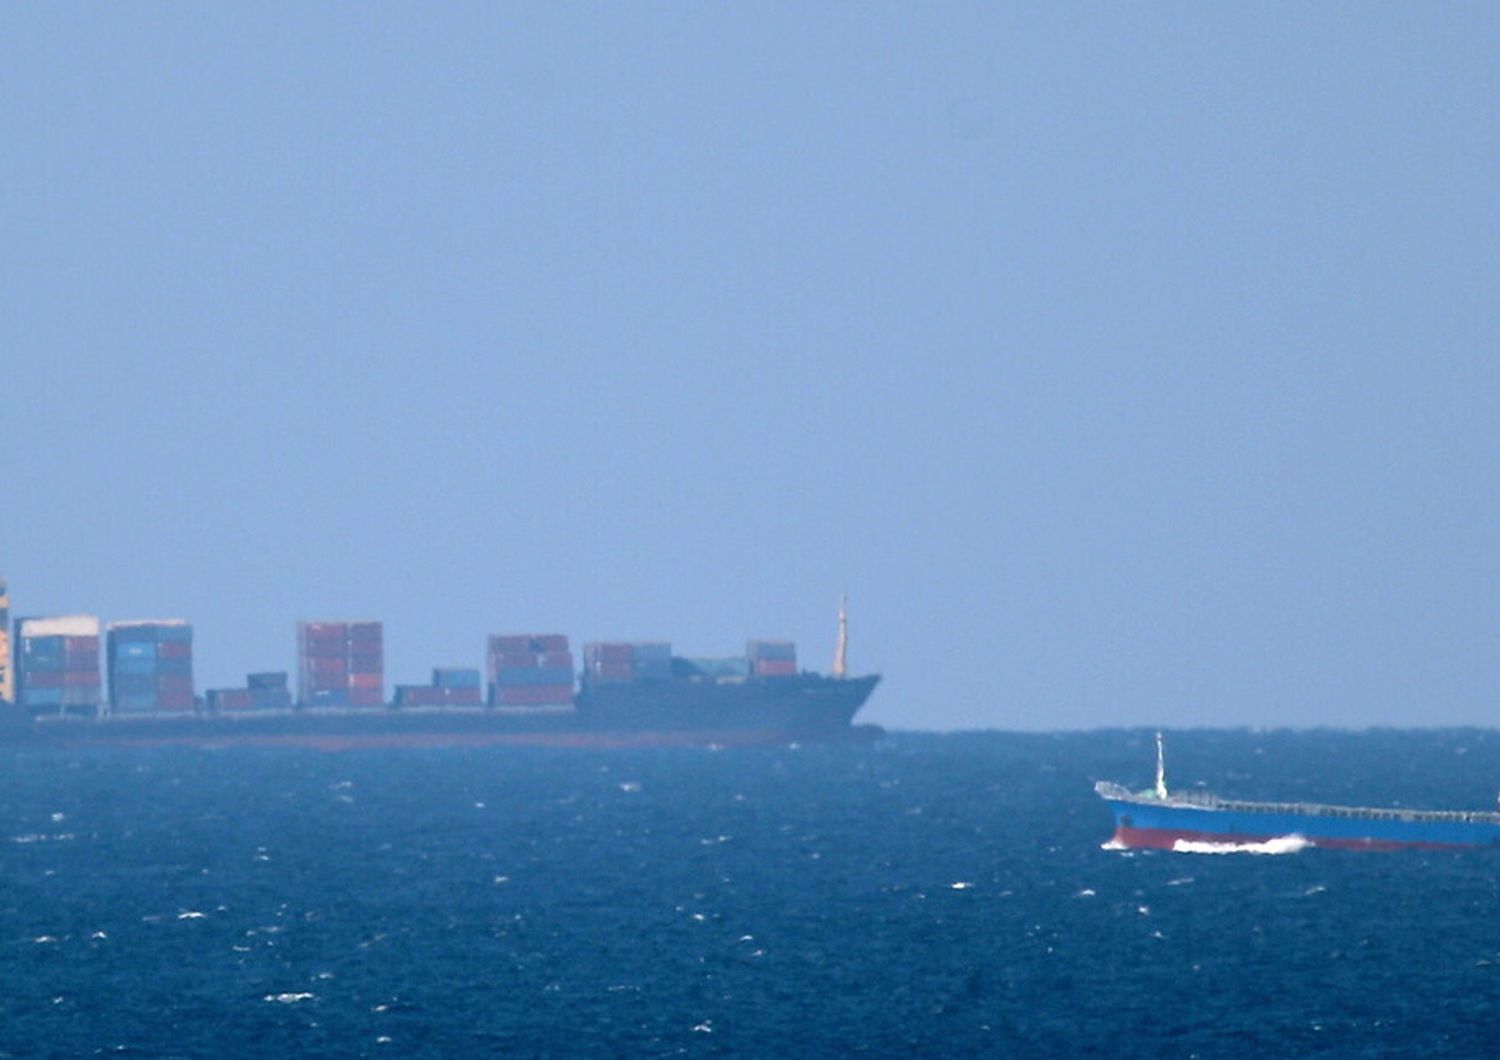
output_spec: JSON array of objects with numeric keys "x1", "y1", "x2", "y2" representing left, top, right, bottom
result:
[{"x1": 1112, "y1": 825, "x2": 1476, "y2": 853}]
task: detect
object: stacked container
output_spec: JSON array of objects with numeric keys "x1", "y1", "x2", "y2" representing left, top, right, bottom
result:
[
  {"x1": 488, "y1": 634, "x2": 575, "y2": 707},
  {"x1": 298, "y1": 621, "x2": 384, "y2": 707},
  {"x1": 746, "y1": 640, "x2": 798, "y2": 677},
  {"x1": 395, "y1": 668, "x2": 483, "y2": 707},
  {"x1": 582, "y1": 642, "x2": 673, "y2": 684},
  {"x1": 107, "y1": 620, "x2": 195, "y2": 712},
  {"x1": 15, "y1": 616, "x2": 102, "y2": 714},
  {"x1": 205, "y1": 672, "x2": 293, "y2": 712}
]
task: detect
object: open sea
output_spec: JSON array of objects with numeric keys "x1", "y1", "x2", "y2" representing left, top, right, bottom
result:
[{"x1": 5, "y1": 729, "x2": 1500, "y2": 1057}]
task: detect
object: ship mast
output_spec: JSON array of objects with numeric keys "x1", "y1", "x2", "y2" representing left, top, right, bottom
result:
[
  {"x1": 832, "y1": 594, "x2": 848, "y2": 679},
  {"x1": 1155, "y1": 730, "x2": 1168, "y2": 800}
]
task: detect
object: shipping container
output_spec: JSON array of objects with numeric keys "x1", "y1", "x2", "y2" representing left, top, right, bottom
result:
[
  {"x1": 753, "y1": 659, "x2": 798, "y2": 677},
  {"x1": 348, "y1": 651, "x2": 384, "y2": 673},
  {"x1": 252, "y1": 689, "x2": 293, "y2": 710},
  {"x1": 496, "y1": 666, "x2": 574, "y2": 688},
  {"x1": 155, "y1": 653, "x2": 192, "y2": 680},
  {"x1": 488, "y1": 634, "x2": 534, "y2": 656},
  {"x1": 207, "y1": 689, "x2": 256, "y2": 711},
  {"x1": 493, "y1": 684, "x2": 574, "y2": 707},
  {"x1": 531, "y1": 634, "x2": 569, "y2": 653},
  {"x1": 433, "y1": 668, "x2": 481, "y2": 689},
  {"x1": 746, "y1": 640, "x2": 797, "y2": 662},
  {"x1": 248, "y1": 671, "x2": 288, "y2": 690}
]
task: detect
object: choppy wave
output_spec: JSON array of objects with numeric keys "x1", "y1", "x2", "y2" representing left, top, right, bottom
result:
[{"x1": 1171, "y1": 834, "x2": 1311, "y2": 856}]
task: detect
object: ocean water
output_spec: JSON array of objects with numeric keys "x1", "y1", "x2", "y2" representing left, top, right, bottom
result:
[{"x1": 5, "y1": 729, "x2": 1500, "y2": 1057}]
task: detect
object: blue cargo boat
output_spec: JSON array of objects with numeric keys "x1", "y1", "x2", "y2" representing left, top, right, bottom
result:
[{"x1": 1096, "y1": 734, "x2": 1500, "y2": 852}]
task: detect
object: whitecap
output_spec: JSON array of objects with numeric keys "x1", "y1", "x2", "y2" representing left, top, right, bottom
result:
[
  {"x1": 1099, "y1": 839, "x2": 1128, "y2": 851},
  {"x1": 264, "y1": 993, "x2": 315, "y2": 1004},
  {"x1": 1172, "y1": 834, "x2": 1311, "y2": 856},
  {"x1": 1166, "y1": 877, "x2": 1195, "y2": 887},
  {"x1": 1074, "y1": 889, "x2": 1096, "y2": 898},
  {"x1": 950, "y1": 881, "x2": 974, "y2": 890},
  {"x1": 618, "y1": 782, "x2": 641, "y2": 793},
  {"x1": 177, "y1": 911, "x2": 207, "y2": 920},
  {"x1": 33, "y1": 935, "x2": 58, "y2": 944},
  {"x1": 692, "y1": 1021, "x2": 714, "y2": 1034}
]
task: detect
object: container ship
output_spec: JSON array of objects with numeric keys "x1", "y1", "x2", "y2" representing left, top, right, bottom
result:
[
  {"x1": 1096, "y1": 734, "x2": 1500, "y2": 852},
  {"x1": 0, "y1": 576, "x2": 881, "y2": 750}
]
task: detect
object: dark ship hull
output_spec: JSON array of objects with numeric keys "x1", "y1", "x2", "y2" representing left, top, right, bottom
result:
[{"x1": 0, "y1": 674, "x2": 882, "y2": 751}]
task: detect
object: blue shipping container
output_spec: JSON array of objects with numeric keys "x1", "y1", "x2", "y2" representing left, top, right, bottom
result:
[
  {"x1": 20, "y1": 687, "x2": 64, "y2": 707},
  {"x1": 113, "y1": 641, "x2": 157, "y2": 660},
  {"x1": 496, "y1": 667, "x2": 574, "y2": 687},
  {"x1": 112, "y1": 656, "x2": 158, "y2": 677},
  {"x1": 434, "y1": 668, "x2": 482, "y2": 689},
  {"x1": 112, "y1": 674, "x2": 155, "y2": 695},
  {"x1": 157, "y1": 625, "x2": 192, "y2": 643}
]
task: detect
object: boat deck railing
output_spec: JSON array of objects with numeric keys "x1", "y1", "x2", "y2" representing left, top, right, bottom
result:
[{"x1": 1094, "y1": 780, "x2": 1500, "y2": 826}]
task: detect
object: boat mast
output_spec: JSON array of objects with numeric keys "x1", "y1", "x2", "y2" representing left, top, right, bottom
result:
[
  {"x1": 832, "y1": 594, "x2": 848, "y2": 679},
  {"x1": 1155, "y1": 730, "x2": 1168, "y2": 799}
]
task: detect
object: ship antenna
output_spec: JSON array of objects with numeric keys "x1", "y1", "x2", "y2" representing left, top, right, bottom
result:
[
  {"x1": 1155, "y1": 730, "x2": 1169, "y2": 800},
  {"x1": 832, "y1": 594, "x2": 848, "y2": 679}
]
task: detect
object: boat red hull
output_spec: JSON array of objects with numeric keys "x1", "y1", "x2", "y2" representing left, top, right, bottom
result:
[{"x1": 1111, "y1": 825, "x2": 1474, "y2": 853}]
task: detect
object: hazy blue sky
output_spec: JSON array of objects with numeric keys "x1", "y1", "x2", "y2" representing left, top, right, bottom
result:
[{"x1": 4, "y1": 5, "x2": 1497, "y2": 730}]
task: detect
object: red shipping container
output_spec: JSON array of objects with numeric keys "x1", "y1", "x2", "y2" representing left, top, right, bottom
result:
[
  {"x1": 214, "y1": 689, "x2": 256, "y2": 710},
  {"x1": 311, "y1": 656, "x2": 347, "y2": 676},
  {"x1": 348, "y1": 652, "x2": 383, "y2": 673},
  {"x1": 348, "y1": 686, "x2": 383, "y2": 706},
  {"x1": 540, "y1": 651, "x2": 573, "y2": 668},
  {"x1": 64, "y1": 671, "x2": 100, "y2": 686},
  {"x1": 158, "y1": 689, "x2": 195, "y2": 711},
  {"x1": 447, "y1": 687, "x2": 483, "y2": 706},
  {"x1": 306, "y1": 674, "x2": 349, "y2": 691},
  {"x1": 158, "y1": 640, "x2": 192, "y2": 659},
  {"x1": 302, "y1": 622, "x2": 347, "y2": 639},
  {"x1": 489, "y1": 635, "x2": 533, "y2": 655},
  {"x1": 25, "y1": 671, "x2": 64, "y2": 688},
  {"x1": 157, "y1": 675, "x2": 194, "y2": 694},
  {"x1": 754, "y1": 659, "x2": 797, "y2": 677},
  {"x1": 495, "y1": 653, "x2": 537, "y2": 670},
  {"x1": 396, "y1": 686, "x2": 446, "y2": 707},
  {"x1": 532, "y1": 634, "x2": 569, "y2": 653},
  {"x1": 349, "y1": 672, "x2": 382, "y2": 689},
  {"x1": 64, "y1": 636, "x2": 101, "y2": 652}
]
